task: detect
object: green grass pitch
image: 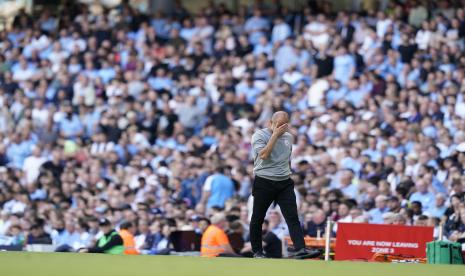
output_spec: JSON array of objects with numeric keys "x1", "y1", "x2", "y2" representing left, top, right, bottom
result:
[{"x1": 1, "y1": 252, "x2": 464, "y2": 276}]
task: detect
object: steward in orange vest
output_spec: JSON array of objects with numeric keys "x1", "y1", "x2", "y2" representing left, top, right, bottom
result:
[
  {"x1": 200, "y1": 213, "x2": 237, "y2": 257},
  {"x1": 119, "y1": 222, "x2": 139, "y2": 255}
]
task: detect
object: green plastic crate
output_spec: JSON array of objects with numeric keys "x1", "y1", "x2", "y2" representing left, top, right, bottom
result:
[{"x1": 427, "y1": 241, "x2": 464, "y2": 265}]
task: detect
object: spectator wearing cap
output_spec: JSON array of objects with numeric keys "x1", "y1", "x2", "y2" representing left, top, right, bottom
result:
[{"x1": 80, "y1": 218, "x2": 124, "y2": 254}]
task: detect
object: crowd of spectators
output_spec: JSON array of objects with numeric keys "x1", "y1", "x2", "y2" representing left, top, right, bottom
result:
[{"x1": 1, "y1": 0, "x2": 465, "y2": 255}]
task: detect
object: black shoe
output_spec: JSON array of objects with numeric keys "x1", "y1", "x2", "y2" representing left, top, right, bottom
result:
[
  {"x1": 253, "y1": 251, "x2": 266, "y2": 258},
  {"x1": 293, "y1": 248, "x2": 321, "y2": 259}
]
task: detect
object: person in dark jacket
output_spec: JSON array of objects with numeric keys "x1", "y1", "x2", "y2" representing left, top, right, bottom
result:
[
  {"x1": 261, "y1": 219, "x2": 282, "y2": 258},
  {"x1": 27, "y1": 223, "x2": 52, "y2": 245},
  {"x1": 306, "y1": 209, "x2": 327, "y2": 237},
  {"x1": 80, "y1": 218, "x2": 124, "y2": 254}
]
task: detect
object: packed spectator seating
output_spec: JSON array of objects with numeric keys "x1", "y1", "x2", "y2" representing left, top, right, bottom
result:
[{"x1": 0, "y1": 0, "x2": 465, "y2": 256}]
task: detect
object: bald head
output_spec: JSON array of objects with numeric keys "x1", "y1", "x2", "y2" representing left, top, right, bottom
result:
[{"x1": 271, "y1": 111, "x2": 289, "y2": 127}]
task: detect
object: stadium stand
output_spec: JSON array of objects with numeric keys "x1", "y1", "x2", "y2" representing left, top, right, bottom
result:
[{"x1": 0, "y1": 0, "x2": 464, "y2": 257}]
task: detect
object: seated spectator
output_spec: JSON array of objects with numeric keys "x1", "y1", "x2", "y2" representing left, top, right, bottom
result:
[
  {"x1": 200, "y1": 213, "x2": 237, "y2": 257},
  {"x1": 226, "y1": 220, "x2": 245, "y2": 254},
  {"x1": 409, "y1": 179, "x2": 435, "y2": 211},
  {"x1": 241, "y1": 220, "x2": 282, "y2": 258},
  {"x1": 260, "y1": 219, "x2": 282, "y2": 258},
  {"x1": 426, "y1": 193, "x2": 448, "y2": 219},
  {"x1": 80, "y1": 218, "x2": 124, "y2": 255},
  {"x1": 305, "y1": 209, "x2": 326, "y2": 237},
  {"x1": 145, "y1": 222, "x2": 173, "y2": 255},
  {"x1": 27, "y1": 222, "x2": 52, "y2": 245},
  {"x1": 0, "y1": 224, "x2": 24, "y2": 247},
  {"x1": 445, "y1": 206, "x2": 465, "y2": 243},
  {"x1": 268, "y1": 209, "x2": 289, "y2": 241},
  {"x1": 52, "y1": 220, "x2": 80, "y2": 252},
  {"x1": 368, "y1": 195, "x2": 389, "y2": 224},
  {"x1": 414, "y1": 215, "x2": 429, "y2": 226},
  {"x1": 119, "y1": 221, "x2": 139, "y2": 255}
]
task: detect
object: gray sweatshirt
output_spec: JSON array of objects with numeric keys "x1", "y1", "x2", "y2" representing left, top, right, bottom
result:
[{"x1": 251, "y1": 128, "x2": 293, "y2": 181}]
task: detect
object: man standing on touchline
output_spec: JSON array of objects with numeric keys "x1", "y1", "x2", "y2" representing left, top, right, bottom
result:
[{"x1": 250, "y1": 111, "x2": 320, "y2": 259}]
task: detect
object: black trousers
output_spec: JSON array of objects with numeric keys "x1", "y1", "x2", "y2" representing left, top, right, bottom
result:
[{"x1": 250, "y1": 176, "x2": 305, "y2": 253}]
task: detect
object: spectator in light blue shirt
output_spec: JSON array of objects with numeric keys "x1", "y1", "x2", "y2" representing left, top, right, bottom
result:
[
  {"x1": 368, "y1": 195, "x2": 389, "y2": 224},
  {"x1": 253, "y1": 36, "x2": 273, "y2": 57},
  {"x1": 98, "y1": 61, "x2": 116, "y2": 84},
  {"x1": 345, "y1": 78, "x2": 368, "y2": 108},
  {"x1": 326, "y1": 80, "x2": 347, "y2": 107},
  {"x1": 235, "y1": 77, "x2": 263, "y2": 105},
  {"x1": 341, "y1": 148, "x2": 362, "y2": 176},
  {"x1": 202, "y1": 166, "x2": 235, "y2": 209},
  {"x1": 331, "y1": 170, "x2": 358, "y2": 199},
  {"x1": 333, "y1": 46, "x2": 355, "y2": 84},
  {"x1": 151, "y1": 14, "x2": 167, "y2": 37},
  {"x1": 426, "y1": 193, "x2": 447, "y2": 218},
  {"x1": 362, "y1": 137, "x2": 383, "y2": 162},
  {"x1": 386, "y1": 136, "x2": 405, "y2": 157},
  {"x1": 244, "y1": 9, "x2": 269, "y2": 45},
  {"x1": 381, "y1": 57, "x2": 403, "y2": 78},
  {"x1": 52, "y1": 220, "x2": 81, "y2": 252},
  {"x1": 409, "y1": 179, "x2": 435, "y2": 211},
  {"x1": 180, "y1": 18, "x2": 196, "y2": 42},
  {"x1": 148, "y1": 68, "x2": 173, "y2": 91},
  {"x1": 6, "y1": 134, "x2": 32, "y2": 169},
  {"x1": 274, "y1": 39, "x2": 299, "y2": 74},
  {"x1": 58, "y1": 104, "x2": 83, "y2": 140},
  {"x1": 271, "y1": 17, "x2": 291, "y2": 44}
]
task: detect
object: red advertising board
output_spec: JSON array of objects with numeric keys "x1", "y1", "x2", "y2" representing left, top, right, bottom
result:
[{"x1": 335, "y1": 223, "x2": 434, "y2": 260}]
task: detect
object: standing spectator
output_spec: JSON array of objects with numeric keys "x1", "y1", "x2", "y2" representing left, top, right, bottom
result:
[
  {"x1": 271, "y1": 17, "x2": 291, "y2": 44},
  {"x1": 333, "y1": 46, "x2": 356, "y2": 84},
  {"x1": 201, "y1": 166, "x2": 235, "y2": 209},
  {"x1": 22, "y1": 146, "x2": 46, "y2": 184},
  {"x1": 244, "y1": 9, "x2": 269, "y2": 45}
]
